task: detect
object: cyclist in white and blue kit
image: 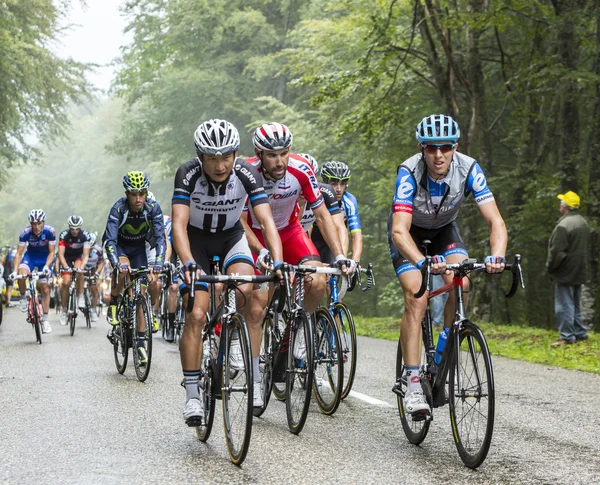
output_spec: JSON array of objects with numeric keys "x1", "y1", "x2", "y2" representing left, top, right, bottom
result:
[{"x1": 389, "y1": 114, "x2": 507, "y2": 417}]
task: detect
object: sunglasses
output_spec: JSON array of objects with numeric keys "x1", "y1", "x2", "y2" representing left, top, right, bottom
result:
[
  {"x1": 423, "y1": 143, "x2": 456, "y2": 153},
  {"x1": 128, "y1": 189, "x2": 148, "y2": 195},
  {"x1": 324, "y1": 177, "x2": 350, "y2": 184}
]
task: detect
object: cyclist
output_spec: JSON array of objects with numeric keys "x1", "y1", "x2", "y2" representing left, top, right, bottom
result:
[
  {"x1": 297, "y1": 153, "x2": 346, "y2": 242},
  {"x1": 243, "y1": 123, "x2": 353, "y2": 408},
  {"x1": 313, "y1": 161, "x2": 363, "y2": 267},
  {"x1": 104, "y1": 171, "x2": 166, "y2": 365},
  {"x1": 172, "y1": 119, "x2": 283, "y2": 425},
  {"x1": 3, "y1": 247, "x2": 17, "y2": 307},
  {"x1": 389, "y1": 114, "x2": 507, "y2": 417},
  {"x1": 11, "y1": 209, "x2": 56, "y2": 333},
  {"x1": 85, "y1": 232, "x2": 105, "y2": 322},
  {"x1": 57, "y1": 215, "x2": 91, "y2": 326}
]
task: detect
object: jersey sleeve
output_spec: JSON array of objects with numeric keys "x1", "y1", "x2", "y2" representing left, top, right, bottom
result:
[
  {"x1": 58, "y1": 230, "x2": 68, "y2": 247},
  {"x1": 18, "y1": 228, "x2": 29, "y2": 246},
  {"x1": 320, "y1": 184, "x2": 342, "y2": 216},
  {"x1": 45, "y1": 225, "x2": 56, "y2": 242},
  {"x1": 392, "y1": 166, "x2": 417, "y2": 214},
  {"x1": 104, "y1": 201, "x2": 122, "y2": 267},
  {"x1": 82, "y1": 230, "x2": 91, "y2": 249},
  {"x1": 150, "y1": 203, "x2": 166, "y2": 262},
  {"x1": 172, "y1": 158, "x2": 202, "y2": 206},
  {"x1": 466, "y1": 162, "x2": 495, "y2": 205},
  {"x1": 343, "y1": 193, "x2": 362, "y2": 232},
  {"x1": 291, "y1": 162, "x2": 324, "y2": 209},
  {"x1": 235, "y1": 160, "x2": 269, "y2": 208}
]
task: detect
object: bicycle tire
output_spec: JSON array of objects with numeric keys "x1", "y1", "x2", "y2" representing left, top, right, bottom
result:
[
  {"x1": 30, "y1": 296, "x2": 42, "y2": 344},
  {"x1": 254, "y1": 314, "x2": 275, "y2": 417},
  {"x1": 333, "y1": 302, "x2": 357, "y2": 400},
  {"x1": 285, "y1": 311, "x2": 314, "y2": 434},
  {"x1": 448, "y1": 320, "x2": 495, "y2": 469},
  {"x1": 113, "y1": 302, "x2": 129, "y2": 374},
  {"x1": 312, "y1": 308, "x2": 343, "y2": 415},
  {"x1": 196, "y1": 341, "x2": 217, "y2": 442},
  {"x1": 132, "y1": 295, "x2": 153, "y2": 382},
  {"x1": 0, "y1": 298, "x2": 3, "y2": 326},
  {"x1": 272, "y1": 313, "x2": 287, "y2": 402},
  {"x1": 84, "y1": 290, "x2": 92, "y2": 328},
  {"x1": 68, "y1": 287, "x2": 77, "y2": 336},
  {"x1": 396, "y1": 336, "x2": 431, "y2": 445},
  {"x1": 221, "y1": 313, "x2": 253, "y2": 465},
  {"x1": 159, "y1": 286, "x2": 168, "y2": 339}
]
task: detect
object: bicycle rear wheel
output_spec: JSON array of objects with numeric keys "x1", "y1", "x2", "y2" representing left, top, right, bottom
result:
[
  {"x1": 285, "y1": 311, "x2": 314, "y2": 434},
  {"x1": 221, "y1": 314, "x2": 253, "y2": 465},
  {"x1": 272, "y1": 313, "x2": 287, "y2": 402},
  {"x1": 68, "y1": 289, "x2": 77, "y2": 336},
  {"x1": 312, "y1": 308, "x2": 343, "y2": 415},
  {"x1": 84, "y1": 290, "x2": 92, "y2": 328},
  {"x1": 334, "y1": 303, "x2": 357, "y2": 400},
  {"x1": 113, "y1": 304, "x2": 129, "y2": 374},
  {"x1": 396, "y1": 336, "x2": 431, "y2": 445},
  {"x1": 254, "y1": 313, "x2": 276, "y2": 417},
  {"x1": 30, "y1": 297, "x2": 42, "y2": 344},
  {"x1": 132, "y1": 295, "x2": 153, "y2": 382},
  {"x1": 196, "y1": 350, "x2": 216, "y2": 442},
  {"x1": 449, "y1": 320, "x2": 495, "y2": 469},
  {"x1": 159, "y1": 287, "x2": 168, "y2": 339}
]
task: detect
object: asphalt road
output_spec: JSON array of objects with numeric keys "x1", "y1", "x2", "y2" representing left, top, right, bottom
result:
[{"x1": 1, "y1": 307, "x2": 599, "y2": 484}]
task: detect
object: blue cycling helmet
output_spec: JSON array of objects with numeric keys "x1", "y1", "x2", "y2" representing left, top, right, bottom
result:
[{"x1": 416, "y1": 114, "x2": 460, "y2": 144}]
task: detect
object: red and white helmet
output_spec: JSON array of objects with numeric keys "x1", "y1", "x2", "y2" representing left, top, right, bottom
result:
[
  {"x1": 28, "y1": 209, "x2": 46, "y2": 223},
  {"x1": 252, "y1": 122, "x2": 293, "y2": 151}
]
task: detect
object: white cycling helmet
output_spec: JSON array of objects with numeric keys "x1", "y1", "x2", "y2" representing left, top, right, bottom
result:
[
  {"x1": 416, "y1": 114, "x2": 460, "y2": 144},
  {"x1": 67, "y1": 215, "x2": 83, "y2": 228},
  {"x1": 28, "y1": 209, "x2": 46, "y2": 223},
  {"x1": 252, "y1": 122, "x2": 293, "y2": 151},
  {"x1": 194, "y1": 119, "x2": 240, "y2": 156}
]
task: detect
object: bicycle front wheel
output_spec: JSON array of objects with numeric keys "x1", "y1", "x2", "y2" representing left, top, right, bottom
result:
[
  {"x1": 84, "y1": 290, "x2": 92, "y2": 328},
  {"x1": 221, "y1": 313, "x2": 253, "y2": 465},
  {"x1": 132, "y1": 295, "x2": 153, "y2": 382},
  {"x1": 285, "y1": 311, "x2": 314, "y2": 434},
  {"x1": 196, "y1": 351, "x2": 216, "y2": 442},
  {"x1": 254, "y1": 313, "x2": 276, "y2": 417},
  {"x1": 312, "y1": 308, "x2": 343, "y2": 415},
  {"x1": 396, "y1": 336, "x2": 431, "y2": 445},
  {"x1": 113, "y1": 304, "x2": 129, "y2": 374},
  {"x1": 68, "y1": 289, "x2": 77, "y2": 336},
  {"x1": 449, "y1": 320, "x2": 495, "y2": 469},
  {"x1": 333, "y1": 303, "x2": 357, "y2": 400},
  {"x1": 30, "y1": 297, "x2": 42, "y2": 344}
]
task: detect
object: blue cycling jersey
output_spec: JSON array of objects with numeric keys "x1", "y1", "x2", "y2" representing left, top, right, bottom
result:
[
  {"x1": 342, "y1": 192, "x2": 362, "y2": 233},
  {"x1": 18, "y1": 225, "x2": 56, "y2": 255}
]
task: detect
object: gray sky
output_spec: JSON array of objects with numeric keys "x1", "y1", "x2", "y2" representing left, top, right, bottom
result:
[{"x1": 56, "y1": 0, "x2": 130, "y2": 92}]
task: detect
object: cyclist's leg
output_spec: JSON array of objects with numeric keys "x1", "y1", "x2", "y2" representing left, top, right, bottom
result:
[
  {"x1": 16, "y1": 255, "x2": 32, "y2": 297},
  {"x1": 107, "y1": 248, "x2": 129, "y2": 324}
]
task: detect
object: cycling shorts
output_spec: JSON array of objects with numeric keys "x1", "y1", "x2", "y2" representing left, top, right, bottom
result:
[
  {"x1": 387, "y1": 218, "x2": 468, "y2": 276},
  {"x1": 115, "y1": 244, "x2": 148, "y2": 270},
  {"x1": 18, "y1": 252, "x2": 52, "y2": 282},
  {"x1": 185, "y1": 223, "x2": 254, "y2": 292},
  {"x1": 251, "y1": 221, "x2": 320, "y2": 269},
  {"x1": 61, "y1": 255, "x2": 84, "y2": 275},
  {"x1": 313, "y1": 238, "x2": 335, "y2": 266}
]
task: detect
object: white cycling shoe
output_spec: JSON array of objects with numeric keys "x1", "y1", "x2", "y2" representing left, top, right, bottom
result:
[
  {"x1": 41, "y1": 320, "x2": 52, "y2": 334},
  {"x1": 403, "y1": 389, "x2": 430, "y2": 415},
  {"x1": 183, "y1": 397, "x2": 204, "y2": 426},
  {"x1": 59, "y1": 313, "x2": 68, "y2": 326},
  {"x1": 229, "y1": 336, "x2": 245, "y2": 371},
  {"x1": 293, "y1": 331, "x2": 307, "y2": 361}
]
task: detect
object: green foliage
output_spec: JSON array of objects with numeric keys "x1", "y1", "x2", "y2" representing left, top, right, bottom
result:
[{"x1": 0, "y1": 0, "x2": 91, "y2": 184}]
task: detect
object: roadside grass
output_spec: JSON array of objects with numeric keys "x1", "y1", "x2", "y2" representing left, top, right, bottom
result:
[{"x1": 353, "y1": 316, "x2": 600, "y2": 375}]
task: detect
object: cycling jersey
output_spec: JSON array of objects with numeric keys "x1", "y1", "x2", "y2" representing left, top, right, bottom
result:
[
  {"x1": 18, "y1": 225, "x2": 56, "y2": 255},
  {"x1": 58, "y1": 229, "x2": 91, "y2": 258},
  {"x1": 164, "y1": 215, "x2": 172, "y2": 243},
  {"x1": 172, "y1": 157, "x2": 268, "y2": 233},
  {"x1": 86, "y1": 245, "x2": 104, "y2": 270},
  {"x1": 300, "y1": 183, "x2": 341, "y2": 232},
  {"x1": 104, "y1": 197, "x2": 166, "y2": 267},
  {"x1": 245, "y1": 153, "x2": 324, "y2": 230},
  {"x1": 342, "y1": 192, "x2": 362, "y2": 233},
  {"x1": 392, "y1": 152, "x2": 494, "y2": 230}
]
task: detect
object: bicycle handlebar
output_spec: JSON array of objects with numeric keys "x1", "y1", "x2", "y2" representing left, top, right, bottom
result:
[{"x1": 414, "y1": 255, "x2": 525, "y2": 299}]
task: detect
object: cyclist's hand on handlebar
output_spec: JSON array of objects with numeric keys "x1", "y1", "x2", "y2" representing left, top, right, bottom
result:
[
  {"x1": 42, "y1": 265, "x2": 51, "y2": 276},
  {"x1": 8, "y1": 271, "x2": 17, "y2": 282},
  {"x1": 118, "y1": 263, "x2": 130, "y2": 274},
  {"x1": 255, "y1": 248, "x2": 272, "y2": 273},
  {"x1": 485, "y1": 255, "x2": 506, "y2": 274},
  {"x1": 183, "y1": 260, "x2": 200, "y2": 285},
  {"x1": 429, "y1": 255, "x2": 448, "y2": 275},
  {"x1": 335, "y1": 254, "x2": 356, "y2": 275},
  {"x1": 272, "y1": 260, "x2": 285, "y2": 282},
  {"x1": 151, "y1": 262, "x2": 163, "y2": 274}
]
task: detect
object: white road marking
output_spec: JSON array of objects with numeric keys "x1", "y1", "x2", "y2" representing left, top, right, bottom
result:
[{"x1": 349, "y1": 390, "x2": 394, "y2": 408}]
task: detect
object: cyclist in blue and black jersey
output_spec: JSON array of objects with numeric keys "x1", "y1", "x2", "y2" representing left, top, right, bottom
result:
[
  {"x1": 11, "y1": 209, "x2": 56, "y2": 333},
  {"x1": 312, "y1": 161, "x2": 363, "y2": 267},
  {"x1": 389, "y1": 114, "x2": 507, "y2": 417},
  {"x1": 103, "y1": 171, "x2": 166, "y2": 364}
]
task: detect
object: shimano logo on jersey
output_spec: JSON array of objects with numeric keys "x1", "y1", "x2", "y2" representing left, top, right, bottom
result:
[
  {"x1": 270, "y1": 190, "x2": 298, "y2": 200},
  {"x1": 239, "y1": 166, "x2": 257, "y2": 185},
  {"x1": 201, "y1": 197, "x2": 244, "y2": 206},
  {"x1": 183, "y1": 166, "x2": 201, "y2": 186}
]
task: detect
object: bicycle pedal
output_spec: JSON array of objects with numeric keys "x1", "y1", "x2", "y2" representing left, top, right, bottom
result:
[
  {"x1": 185, "y1": 416, "x2": 204, "y2": 427},
  {"x1": 411, "y1": 410, "x2": 431, "y2": 422}
]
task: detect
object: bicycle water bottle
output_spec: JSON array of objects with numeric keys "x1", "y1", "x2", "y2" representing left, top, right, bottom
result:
[{"x1": 435, "y1": 327, "x2": 449, "y2": 365}]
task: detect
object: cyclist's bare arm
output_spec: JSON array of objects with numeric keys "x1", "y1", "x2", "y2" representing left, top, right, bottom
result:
[
  {"x1": 45, "y1": 242, "x2": 56, "y2": 268},
  {"x1": 58, "y1": 244, "x2": 68, "y2": 268},
  {"x1": 172, "y1": 204, "x2": 195, "y2": 270},
  {"x1": 251, "y1": 203, "x2": 283, "y2": 263},
  {"x1": 478, "y1": 200, "x2": 508, "y2": 273},
  {"x1": 240, "y1": 210, "x2": 264, "y2": 254},
  {"x1": 13, "y1": 244, "x2": 25, "y2": 269},
  {"x1": 314, "y1": 204, "x2": 344, "y2": 257},
  {"x1": 350, "y1": 229, "x2": 363, "y2": 262},
  {"x1": 333, "y1": 213, "x2": 348, "y2": 257}
]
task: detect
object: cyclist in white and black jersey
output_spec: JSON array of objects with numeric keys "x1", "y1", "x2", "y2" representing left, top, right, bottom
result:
[
  {"x1": 85, "y1": 232, "x2": 105, "y2": 322},
  {"x1": 389, "y1": 114, "x2": 507, "y2": 417},
  {"x1": 172, "y1": 119, "x2": 283, "y2": 425},
  {"x1": 297, "y1": 153, "x2": 346, "y2": 241}
]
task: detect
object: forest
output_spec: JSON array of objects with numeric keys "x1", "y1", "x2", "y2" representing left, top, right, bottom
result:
[{"x1": 1, "y1": 0, "x2": 598, "y2": 327}]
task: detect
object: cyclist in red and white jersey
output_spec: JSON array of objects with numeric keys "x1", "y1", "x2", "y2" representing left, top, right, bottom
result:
[{"x1": 242, "y1": 123, "x2": 353, "y2": 408}]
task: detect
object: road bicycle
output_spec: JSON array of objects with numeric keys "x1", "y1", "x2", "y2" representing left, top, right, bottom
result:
[
  {"x1": 109, "y1": 268, "x2": 157, "y2": 382},
  {"x1": 13, "y1": 272, "x2": 45, "y2": 344},
  {"x1": 321, "y1": 263, "x2": 375, "y2": 402},
  {"x1": 61, "y1": 267, "x2": 85, "y2": 336},
  {"x1": 190, "y1": 260, "x2": 276, "y2": 465},
  {"x1": 393, "y1": 251, "x2": 524, "y2": 468}
]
